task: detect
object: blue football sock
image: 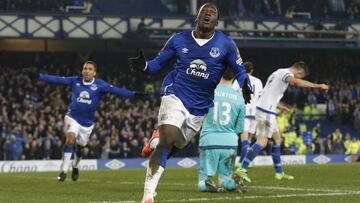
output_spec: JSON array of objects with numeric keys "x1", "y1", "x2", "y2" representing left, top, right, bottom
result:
[
  {"x1": 242, "y1": 143, "x2": 262, "y2": 170},
  {"x1": 151, "y1": 146, "x2": 170, "y2": 168},
  {"x1": 272, "y1": 144, "x2": 283, "y2": 173},
  {"x1": 63, "y1": 146, "x2": 74, "y2": 153},
  {"x1": 240, "y1": 140, "x2": 250, "y2": 163}
]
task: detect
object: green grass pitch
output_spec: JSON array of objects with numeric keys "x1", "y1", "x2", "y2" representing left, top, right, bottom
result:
[{"x1": 1, "y1": 163, "x2": 360, "y2": 203}]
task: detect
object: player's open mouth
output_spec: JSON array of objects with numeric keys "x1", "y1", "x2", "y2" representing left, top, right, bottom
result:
[{"x1": 203, "y1": 17, "x2": 210, "y2": 24}]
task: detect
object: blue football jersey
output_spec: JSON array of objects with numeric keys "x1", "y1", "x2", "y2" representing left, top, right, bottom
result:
[
  {"x1": 39, "y1": 74, "x2": 134, "y2": 127},
  {"x1": 147, "y1": 31, "x2": 249, "y2": 116}
]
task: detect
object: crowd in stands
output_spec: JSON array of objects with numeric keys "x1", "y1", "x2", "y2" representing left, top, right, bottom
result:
[
  {"x1": 0, "y1": 0, "x2": 94, "y2": 13},
  {"x1": 202, "y1": 0, "x2": 360, "y2": 19},
  {"x1": 0, "y1": 52, "x2": 359, "y2": 161},
  {"x1": 1, "y1": 0, "x2": 360, "y2": 20},
  {"x1": 0, "y1": 0, "x2": 72, "y2": 12},
  {"x1": 0, "y1": 53, "x2": 163, "y2": 161},
  {"x1": 276, "y1": 111, "x2": 360, "y2": 157}
]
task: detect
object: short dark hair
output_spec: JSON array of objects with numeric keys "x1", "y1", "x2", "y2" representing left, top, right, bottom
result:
[
  {"x1": 293, "y1": 61, "x2": 309, "y2": 76},
  {"x1": 84, "y1": 61, "x2": 97, "y2": 70},
  {"x1": 198, "y1": 2, "x2": 220, "y2": 20},
  {"x1": 243, "y1": 61, "x2": 253, "y2": 73},
  {"x1": 222, "y1": 67, "x2": 235, "y2": 80}
]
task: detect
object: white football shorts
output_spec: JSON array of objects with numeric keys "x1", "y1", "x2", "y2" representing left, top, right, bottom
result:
[
  {"x1": 158, "y1": 94, "x2": 205, "y2": 149},
  {"x1": 64, "y1": 115, "x2": 94, "y2": 146},
  {"x1": 244, "y1": 116, "x2": 257, "y2": 135},
  {"x1": 255, "y1": 109, "x2": 279, "y2": 138}
]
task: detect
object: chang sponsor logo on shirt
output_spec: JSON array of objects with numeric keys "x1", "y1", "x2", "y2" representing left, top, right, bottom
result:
[
  {"x1": 186, "y1": 59, "x2": 209, "y2": 79},
  {"x1": 77, "y1": 91, "x2": 92, "y2": 104}
]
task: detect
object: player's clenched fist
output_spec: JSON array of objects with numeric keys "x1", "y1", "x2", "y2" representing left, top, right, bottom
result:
[{"x1": 319, "y1": 84, "x2": 329, "y2": 93}]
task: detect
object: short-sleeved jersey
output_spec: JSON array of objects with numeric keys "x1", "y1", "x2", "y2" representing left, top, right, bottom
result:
[
  {"x1": 39, "y1": 74, "x2": 134, "y2": 127},
  {"x1": 199, "y1": 84, "x2": 245, "y2": 149},
  {"x1": 147, "y1": 31, "x2": 249, "y2": 116},
  {"x1": 257, "y1": 68, "x2": 294, "y2": 114},
  {"x1": 232, "y1": 74, "x2": 263, "y2": 117}
]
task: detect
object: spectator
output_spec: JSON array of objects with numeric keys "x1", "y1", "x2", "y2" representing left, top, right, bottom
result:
[
  {"x1": 109, "y1": 139, "x2": 121, "y2": 158},
  {"x1": 328, "y1": 0, "x2": 346, "y2": 17},
  {"x1": 4, "y1": 134, "x2": 23, "y2": 160},
  {"x1": 24, "y1": 139, "x2": 43, "y2": 160},
  {"x1": 347, "y1": 2, "x2": 360, "y2": 19},
  {"x1": 345, "y1": 137, "x2": 360, "y2": 154},
  {"x1": 51, "y1": 138, "x2": 63, "y2": 159}
]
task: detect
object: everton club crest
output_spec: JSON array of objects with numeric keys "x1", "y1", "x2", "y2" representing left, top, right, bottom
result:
[{"x1": 209, "y1": 47, "x2": 220, "y2": 58}]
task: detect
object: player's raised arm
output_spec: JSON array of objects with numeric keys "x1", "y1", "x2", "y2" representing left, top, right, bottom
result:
[
  {"x1": 226, "y1": 40, "x2": 253, "y2": 104},
  {"x1": 285, "y1": 61, "x2": 329, "y2": 93},
  {"x1": 128, "y1": 35, "x2": 176, "y2": 75},
  {"x1": 101, "y1": 81, "x2": 148, "y2": 99},
  {"x1": 39, "y1": 73, "x2": 75, "y2": 85},
  {"x1": 287, "y1": 77, "x2": 329, "y2": 92}
]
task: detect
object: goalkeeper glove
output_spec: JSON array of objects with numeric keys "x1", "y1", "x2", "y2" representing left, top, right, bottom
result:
[
  {"x1": 128, "y1": 50, "x2": 147, "y2": 73},
  {"x1": 242, "y1": 78, "x2": 253, "y2": 104}
]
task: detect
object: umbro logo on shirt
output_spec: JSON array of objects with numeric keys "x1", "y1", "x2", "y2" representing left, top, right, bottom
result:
[{"x1": 182, "y1": 48, "x2": 189, "y2": 53}]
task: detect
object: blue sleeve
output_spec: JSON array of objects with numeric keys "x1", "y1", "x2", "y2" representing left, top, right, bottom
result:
[
  {"x1": 101, "y1": 81, "x2": 135, "y2": 98},
  {"x1": 146, "y1": 34, "x2": 177, "y2": 75},
  {"x1": 38, "y1": 74, "x2": 75, "y2": 85},
  {"x1": 226, "y1": 40, "x2": 251, "y2": 89}
]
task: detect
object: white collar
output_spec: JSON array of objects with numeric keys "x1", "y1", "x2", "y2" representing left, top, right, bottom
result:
[
  {"x1": 191, "y1": 31, "x2": 215, "y2": 47},
  {"x1": 83, "y1": 78, "x2": 95, "y2": 85}
]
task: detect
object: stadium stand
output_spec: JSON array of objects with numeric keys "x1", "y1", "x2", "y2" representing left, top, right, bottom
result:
[
  {"x1": 0, "y1": 0, "x2": 359, "y2": 20},
  {"x1": 0, "y1": 0, "x2": 359, "y2": 161},
  {"x1": 0, "y1": 51, "x2": 359, "y2": 160}
]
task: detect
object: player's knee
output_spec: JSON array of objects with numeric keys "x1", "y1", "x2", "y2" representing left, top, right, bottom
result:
[
  {"x1": 273, "y1": 138, "x2": 282, "y2": 145},
  {"x1": 64, "y1": 132, "x2": 76, "y2": 146},
  {"x1": 241, "y1": 132, "x2": 249, "y2": 140},
  {"x1": 65, "y1": 137, "x2": 76, "y2": 146},
  {"x1": 272, "y1": 133, "x2": 282, "y2": 145},
  {"x1": 198, "y1": 180, "x2": 207, "y2": 192},
  {"x1": 158, "y1": 125, "x2": 179, "y2": 147},
  {"x1": 257, "y1": 136, "x2": 268, "y2": 148}
]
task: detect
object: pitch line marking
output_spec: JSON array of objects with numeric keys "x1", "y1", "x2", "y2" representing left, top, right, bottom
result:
[
  {"x1": 158, "y1": 192, "x2": 360, "y2": 202},
  {"x1": 91, "y1": 192, "x2": 360, "y2": 203},
  {"x1": 10, "y1": 175, "x2": 360, "y2": 194}
]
